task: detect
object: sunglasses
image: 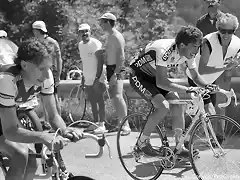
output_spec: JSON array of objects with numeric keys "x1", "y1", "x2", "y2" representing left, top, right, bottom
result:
[
  {"x1": 218, "y1": 27, "x2": 235, "y2": 34},
  {"x1": 78, "y1": 29, "x2": 89, "y2": 34}
]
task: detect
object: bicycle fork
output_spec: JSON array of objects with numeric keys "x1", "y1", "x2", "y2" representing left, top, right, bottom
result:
[{"x1": 201, "y1": 115, "x2": 225, "y2": 157}]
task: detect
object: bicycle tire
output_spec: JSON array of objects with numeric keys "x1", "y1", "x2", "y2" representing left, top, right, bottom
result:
[
  {"x1": 117, "y1": 112, "x2": 164, "y2": 180},
  {"x1": 67, "y1": 85, "x2": 86, "y2": 122},
  {"x1": 189, "y1": 114, "x2": 240, "y2": 180}
]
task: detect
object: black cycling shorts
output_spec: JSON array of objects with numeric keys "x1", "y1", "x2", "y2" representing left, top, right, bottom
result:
[
  {"x1": 129, "y1": 70, "x2": 169, "y2": 102},
  {"x1": 188, "y1": 78, "x2": 216, "y2": 106}
]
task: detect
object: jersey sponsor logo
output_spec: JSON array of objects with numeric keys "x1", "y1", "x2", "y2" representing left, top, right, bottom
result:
[
  {"x1": 162, "y1": 46, "x2": 174, "y2": 61},
  {"x1": 131, "y1": 75, "x2": 152, "y2": 99},
  {"x1": 167, "y1": 64, "x2": 179, "y2": 68},
  {"x1": 134, "y1": 54, "x2": 153, "y2": 68}
]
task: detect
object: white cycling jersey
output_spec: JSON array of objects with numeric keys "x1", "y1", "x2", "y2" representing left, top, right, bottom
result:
[{"x1": 130, "y1": 39, "x2": 196, "y2": 77}]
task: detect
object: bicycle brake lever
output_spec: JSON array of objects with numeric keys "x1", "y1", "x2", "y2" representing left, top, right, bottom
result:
[
  {"x1": 104, "y1": 136, "x2": 112, "y2": 159},
  {"x1": 230, "y1": 88, "x2": 238, "y2": 107}
]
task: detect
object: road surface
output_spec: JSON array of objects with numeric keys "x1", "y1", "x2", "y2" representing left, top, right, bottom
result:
[{"x1": 1, "y1": 132, "x2": 240, "y2": 180}]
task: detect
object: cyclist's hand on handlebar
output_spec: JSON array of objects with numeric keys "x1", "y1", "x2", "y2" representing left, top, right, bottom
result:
[
  {"x1": 205, "y1": 84, "x2": 219, "y2": 93},
  {"x1": 43, "y1": 133, "x2": 70, "y2": 151},
  {"x1": 63, "y1": 127, "x2": 84, "y2": 142},
  {"x1": 186, "y1": 86, "x2": 203, "y2": 95}
]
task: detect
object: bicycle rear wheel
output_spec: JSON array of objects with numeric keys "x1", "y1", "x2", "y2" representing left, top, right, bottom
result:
[
  {"x1": 189, "y1": 114, "x2": 240, "y2": 180},
  {"x1": 117, "y1": 112, "x2": 164, "y2": 180},
  {"x1": 66, "y1": 85, "x2": 86, "y2": 122}
]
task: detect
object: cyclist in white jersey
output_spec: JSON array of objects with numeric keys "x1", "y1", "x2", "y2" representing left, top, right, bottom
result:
[
  {"x1": 0, "y1": 38, "x2": 82, "y2": 180},
  {"x1": 129, "y1": 25, "x2": 217, "y2": 157}
]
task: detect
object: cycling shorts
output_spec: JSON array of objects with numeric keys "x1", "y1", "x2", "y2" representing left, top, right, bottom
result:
[
  {"x1": 188, "y1": 78, "x2": 216, "y2": 106},
  {"x1": 129, "y1": 67, "x2": 169, "y2": 102}
]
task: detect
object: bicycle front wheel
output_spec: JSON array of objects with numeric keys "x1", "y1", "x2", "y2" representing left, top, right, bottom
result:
[
  {"x1": 117, "y1": 112, "x2": 164, "y2": 180},
  {"x1": 189, "y1": 114, "x2": 240, "y2": 180}
]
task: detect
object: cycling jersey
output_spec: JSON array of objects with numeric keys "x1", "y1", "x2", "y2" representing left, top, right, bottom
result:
[
  {"x1": 130, "y1": 39, "x2": 196, "y2": 77},
  {"x1": 0, "y1": 65, "x2": 54, "y2": 108}
]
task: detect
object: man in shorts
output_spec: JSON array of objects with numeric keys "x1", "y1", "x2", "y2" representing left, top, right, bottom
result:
[
  {"x1": 0, "y1": 38, "x2": 82, "y2": 180},
  {"x1": 99, "y1": 12, "x2": 131, "y2": 135},
  {"x1": 129, "y1": 26, "x2": 217, "y2": 157},
  {"x1": 78, "y1": 23, "x2": 107, "y2": 133}
]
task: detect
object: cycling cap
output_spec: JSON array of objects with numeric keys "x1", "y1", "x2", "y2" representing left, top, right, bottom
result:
[
  {"x1": 0, "y1": 30, "x2": 7, "y2": 38},
  {"x1": 78, "y1": 23, "x2": 91, "y2": 31},
  {"x1": 99, "y1": 12, "x2": 117, "y2": 21},
  {"x1": 32, "y1": 21, "x2": 48, "y2": 32}
]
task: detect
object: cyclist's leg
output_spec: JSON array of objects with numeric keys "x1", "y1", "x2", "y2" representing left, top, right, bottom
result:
[
  {"x1": 130, "y1": 74, "x2": 169, "y2": 156},
  {"x1": 165, "y1": 92, "x2": 184, "y2": 146},
  {"x1": 0, "y1": 136, "x2": 37, "y2": 180}
]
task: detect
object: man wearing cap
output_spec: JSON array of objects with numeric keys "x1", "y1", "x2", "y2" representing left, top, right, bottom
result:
[
  {"x1": 196, "y1": 0, "x2": 223, "y2": 36},
  {"x1": 99, "y1": 12, "x2": 131, "y2": 135},
  {"x1": 78, "y1": 23, "x2": 107, "y2": 133},
  {"x1": 32, "y1": 20, "x2": 62, "y2": 114}
]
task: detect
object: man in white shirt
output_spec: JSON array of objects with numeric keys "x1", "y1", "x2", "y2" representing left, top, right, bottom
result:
[{"x1": 78, "y1": 23, "x2": 107, "y2": 133}]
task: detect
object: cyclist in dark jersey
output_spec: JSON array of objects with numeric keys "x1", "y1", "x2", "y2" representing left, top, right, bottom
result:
[
  {"x1": 0, "y1": 38, "x2": 82, "y2": 180},
  {"x1": 129, "y1": 25, "x2": 218, "y2": 157}
]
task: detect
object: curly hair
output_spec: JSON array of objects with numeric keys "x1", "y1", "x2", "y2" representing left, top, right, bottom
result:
[
  {"x1": 14, "y1": 37, "x2": 53, "y2": 66},
  {"x1": 216, "y1": 13, "x2": 239, "y2": 30},
  {"x1": 175, "y1": 25, "x2": 203, "y2": 46}
]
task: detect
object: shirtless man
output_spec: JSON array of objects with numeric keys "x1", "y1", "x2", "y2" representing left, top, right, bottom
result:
[{"x1": 99, "y1": 12, "x2": 130, "y2": 135}]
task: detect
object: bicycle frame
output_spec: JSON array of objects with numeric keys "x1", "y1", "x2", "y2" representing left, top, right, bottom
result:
[{"x1": 168, "y1": 88, "x2": 237, "y2": 156}]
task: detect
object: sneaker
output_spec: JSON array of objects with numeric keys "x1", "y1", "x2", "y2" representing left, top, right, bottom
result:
[
  {"x1": 121, "y1": 126, "x2": 131, "y2": 136},
  {"x1": 136, "y1": 139, "x2": 161, "y2": 157},
  {"x1": 93, "y1": 123, "x2": 108, "y2": 134}
]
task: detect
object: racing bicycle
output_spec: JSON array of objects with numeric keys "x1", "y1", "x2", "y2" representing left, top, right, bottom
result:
[
  {"x1": 117, "y1": 86, "x2": 240, "y2": 180},
  {"x1": 0, "y1": 120, "x2": 112, "y2": 180}
]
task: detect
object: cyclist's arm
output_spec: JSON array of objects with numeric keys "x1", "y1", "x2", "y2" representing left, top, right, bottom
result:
[
  {"x1": 156, "y1": 65, "x2": 188, "y2": 93},
  {"x1": 198, "y1": 39, "x2": 226, "y2": 74},
  {"x1": 0, "y1": 106, "x2": 49, "y2": 144},
  {"x1": 41, "y1": 94, "x2": 66, "y2": 132},
  {"x1": 40, "y1": 70, "x2": 66, "y2": 132},
  {"x1": 188, "y1": 67, "x2": 208, "y2": 87}
]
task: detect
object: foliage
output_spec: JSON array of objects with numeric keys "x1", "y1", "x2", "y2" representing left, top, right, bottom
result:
[{"x1": 0, "y1": 0, "x2": 181, "y2": 78}]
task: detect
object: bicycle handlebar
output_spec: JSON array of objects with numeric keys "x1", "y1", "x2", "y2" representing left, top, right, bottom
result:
[
  {"x1": 217, "y1": 88, "x2": 237, "y2": 108},
  {"x1": 34, "y1": 125, "x2": 112, "y2": 179},
  {"x1": 189, "y1": 87, "x2": 237, "y2": 108}
]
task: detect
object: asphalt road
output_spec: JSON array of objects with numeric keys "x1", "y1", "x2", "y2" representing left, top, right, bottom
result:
[{"x1": 1, "y1": 132, "x2": 240, "y2": 180}]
